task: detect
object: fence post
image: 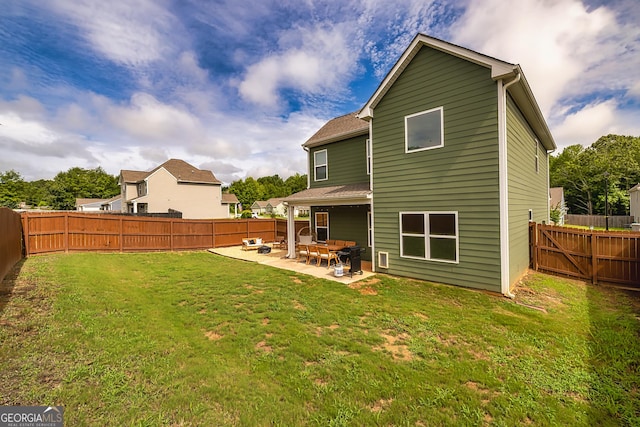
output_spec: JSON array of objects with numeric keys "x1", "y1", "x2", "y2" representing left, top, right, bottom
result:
[
  {"x1": 532, "y1": 222, "x2": 538, "y2": 271},
  {"x1": 170, "y1": 219, "x2": 174, "y2": 251},
  {"x1": 64, "y1": 212, "x2": 69, "y2": 253},
  {"x1": 211, "y1": 220, "x2": 215, "y2": 248},
  {"x1": 119, "y1": 216, "x2": 123, "y2": 252},
  {"x1": 21, "y1": 213, "x2": 29, "y2": 256},
  {"x1": 591, "y1": 231, "x2": 598, "y2": 284}
]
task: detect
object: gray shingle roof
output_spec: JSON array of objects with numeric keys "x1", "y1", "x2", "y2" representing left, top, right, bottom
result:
[
  {"x1": 284, "y1": 183, "x2": 371, "y2": 205},
  {"x1": 303, "y1": 112, "x2": 369, "y2": 148}
]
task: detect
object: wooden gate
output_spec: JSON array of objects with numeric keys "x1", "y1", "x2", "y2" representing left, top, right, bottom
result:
[{"x1": 530, "y1": 222, "x2": 640, "y2": 289}]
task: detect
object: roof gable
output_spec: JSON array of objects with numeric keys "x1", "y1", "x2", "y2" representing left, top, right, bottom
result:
[{"x1": 358, "y1": 33, "x2": 555, "y2": 151}]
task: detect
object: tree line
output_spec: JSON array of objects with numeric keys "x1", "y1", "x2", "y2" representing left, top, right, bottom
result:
[
  {"x1": 0, "y1": 167, "x2": 308, "y2": 212},
  {"x1": 550, "y1": 134, "x2": 640, "y2": 216},
  {"x1": 2, "y1": 134, "x2": 637, "y2": 215},
  {"x1": 0, "y1": 167, "x2": 120, "y2": 210}
]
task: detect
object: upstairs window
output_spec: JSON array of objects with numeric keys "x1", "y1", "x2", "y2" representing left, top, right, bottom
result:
[
  {"x1": 137, "y1": 182, "x2": 147, "y2": 197},
  {"x1": 405, "y1": 107, "x2": 444, "y2": 153},
  {"x1": 314, "y1": 150, "x2": 328, "y2": 181}
]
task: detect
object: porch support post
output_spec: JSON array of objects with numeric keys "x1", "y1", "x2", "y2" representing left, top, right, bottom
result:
[{"x1": 286, "y1": 203, "x2": 296, "y2": 259}]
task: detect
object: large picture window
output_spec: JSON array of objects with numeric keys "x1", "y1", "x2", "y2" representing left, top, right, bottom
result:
[
  {"x1": 314, "y1": 150, "x2": 328, "y2": 181},
  {"x1": 315, "y1": 212, "x2": 329, "y2": 242},
  {"x1": 400, "y1": 212, "x2": 458, "y2": 263},
  {"x1": 405, "y1": 107, "x2": 444, "y2": 153}
]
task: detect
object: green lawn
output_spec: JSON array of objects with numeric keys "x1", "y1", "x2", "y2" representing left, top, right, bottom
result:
[{"x1": 1, "y1": 252, "x2": 638, "y2": 426}]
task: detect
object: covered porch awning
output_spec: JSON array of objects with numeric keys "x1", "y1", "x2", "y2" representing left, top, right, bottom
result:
[{"x1": 283, "y1": 183, "x2": 372, "y2": 258}]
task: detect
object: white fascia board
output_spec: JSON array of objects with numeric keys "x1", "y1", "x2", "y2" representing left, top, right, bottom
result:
[{"x1": 358, "y1": 34, "x2": 517, "y2": 117}]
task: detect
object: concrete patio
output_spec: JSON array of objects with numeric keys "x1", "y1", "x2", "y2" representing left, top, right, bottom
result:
[{"x1": 208, "y1": 245, "x2": 375, "y2": 284}]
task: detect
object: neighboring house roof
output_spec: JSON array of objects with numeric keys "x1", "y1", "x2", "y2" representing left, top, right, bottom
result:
[
  {"x1": 549, "y1": 187, "x2": 565, "y2": 209},
  {"x1": 221, "y1": 193, "x2": 239, "y2": 204},
  {"x1": 303, "y1": 112, "x2": 369, "y2": 148},
  {"x1": 284, "y1": 183, "x2": 372, "y2": 206},
  {"x1": 357, "y1": 33, "x2": 556, "y2": 152},
  {"x1": 120, "y1": 159, "x2": 221, "y2": 185},
  {"x1": 629, "y1": 183, "x2": 640, "y2": 193},
  {"x1": 75, "y1": 198, "x2": 106, "y2": 208},
  {"x1": 266, "y1": 197, "x2": 285, "y2": 207},
  {"x1": 252, "y1": 200, "x2": 269, "y2": 209},
  {"x1": 120, "y1": 170, "x2": 149, "y2": 184}
]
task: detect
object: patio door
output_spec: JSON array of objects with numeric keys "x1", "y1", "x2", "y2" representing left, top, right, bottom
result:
[{"x1": 315, "y1": 212, "x2": 329, "y2": 242}]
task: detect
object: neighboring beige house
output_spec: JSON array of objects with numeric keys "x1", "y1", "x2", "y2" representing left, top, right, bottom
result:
[
  {"x1": 630, "y1": 184, "x2": 640, "y2": 223},
  {"x1": 119, "y1": 159, "x2": 228, "y2": 219},
  {"x1": 549, "y1": 187, "x2": 567, "y2": 225}
]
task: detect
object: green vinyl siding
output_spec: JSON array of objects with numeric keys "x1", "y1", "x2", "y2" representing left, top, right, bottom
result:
[
  {"x1": 507, "y1": 94, "x2": 549, "y2": 285},
  {"x1": 371, "y1": 45, "x2": 502, "y2": 292},
  {"x1": 310, "y1": 205, "x2": 371, "y2": 261},
  {"x1": 308, "y1": 134, "x2": 369, "y2": 188}
]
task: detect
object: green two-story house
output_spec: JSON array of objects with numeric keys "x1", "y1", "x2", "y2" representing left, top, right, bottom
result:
[{"x1": 285, "y1": 34, "x2": 556, "y2": 295}]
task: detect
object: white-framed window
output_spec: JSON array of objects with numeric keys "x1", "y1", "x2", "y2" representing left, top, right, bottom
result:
[
  {"x1": 367, "y1": 211, "x2": 372, "y2": 247},
  {"x1": 366, "y1": 138, "x2": 372, "y2": 175},
  {"x1": 315, "y1": 212, "x2": 329, "y2": 242},
  {"x1": 137, "y1": 181, "x2": 147, "y2": 197},
  {"x1": 314, "y1": 149, "x2": 328, "y2": 181},
  {"x1": 405, "y1": 107, "x2": 444, "y2": 153},
  {"x1": 534, "y1": 139, "x2": 539, "y2": 173},
  {"x1": 529, "y1": 209, "x2": 534, "y2": 222},
  {"x1": 400, "y1": 211, "x2": 458, "y2": 263}
]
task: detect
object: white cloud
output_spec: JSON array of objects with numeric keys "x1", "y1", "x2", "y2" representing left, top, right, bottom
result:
[
  {"x1": 451, "y1": 0, "x2": 615, "y2": 116},
  {"x1": 48, "y1": 0, "x2": 177, "y2": 66},
  {"x1": 239, "y1": 24, "x2": 356, "y2": 107},
  {"x1": 105, "y1": 93, "x2": 203, "y2": 143}
]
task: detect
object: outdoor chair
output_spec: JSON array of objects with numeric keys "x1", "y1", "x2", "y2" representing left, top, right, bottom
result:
[
  {"x1": 317, "y1": 245, "x2": 339, "y2": 268},
  {"x1": 297, "y1": 244, "x2": 309, "y2": 262},
  {"x1": 307, "y1": 245, "x2": 319, "y2": 265}
]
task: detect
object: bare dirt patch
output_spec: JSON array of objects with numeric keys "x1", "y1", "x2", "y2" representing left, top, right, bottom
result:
[
  {"x1": 204, "y1": 331, "x2": 223, "y2": 341},
  {"x1": 373, "y1": 331, "x2": 414, "y2": 361},
  {"x1": 198, "y1": 308, "x2": 207, "y2": 314},
  {"x1": 261, "y1": 317, "x2": 270, "y2": 325},
  {"x1": 255, "y1": 340, "x2": 272, "y2": 353},
  {"x1": 292, "y1": 300, "x2": 306, "y2": 310},
  {"x1": 290, "y1": 276, "x2": 303, "y2": 284},
  {"x1": 369, "y1": 398, "x2": 394, "y2": 412},
  {"x1": 349, "y1": 278, "x2": 381, "y2": 295}
]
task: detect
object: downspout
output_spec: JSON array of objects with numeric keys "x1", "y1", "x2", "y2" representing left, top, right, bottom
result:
[{"x1": 498, "y1": 71, "x2": 521, "y2": 298}]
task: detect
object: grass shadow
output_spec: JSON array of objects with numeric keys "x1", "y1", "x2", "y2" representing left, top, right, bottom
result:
[
  {"x1": 586, "y1": 284, "x2": 640, "y2": 426},
  {"x1": 0, "y1": 258, "x2": 27, "y2": 316}
]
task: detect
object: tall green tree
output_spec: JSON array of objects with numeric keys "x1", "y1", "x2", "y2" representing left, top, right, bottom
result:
[
  {"x1": 0, "y1": 170, "x2": 27, "y2": 208},
  {"x1": 550, "y1": 134, "x2": 640, "y2": 216},
  {"x1": 228, "y1": 176, "x2": 263, "y2": 209},
  {"x1": 284, "y1": 173, "x2": 307, "y2": 194},
  {"x1": 49, "y1": 167, "x2": 119, "y2": 210}
]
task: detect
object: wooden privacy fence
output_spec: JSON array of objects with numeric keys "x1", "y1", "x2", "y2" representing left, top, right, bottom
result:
[
  {"x1": 21, "y1": 212, "x2": 309, "y2": 256},
  {"x1": 565, "y1": 214, "x2": 634, "y2": 229},
  {"x1": 530, "y1": 222, "x2": 640, "y2": 289},
  {"x1": 0, "y1": 208, "x2": 24, "y2": 283}
]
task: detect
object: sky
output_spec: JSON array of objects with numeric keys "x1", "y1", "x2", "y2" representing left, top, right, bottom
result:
[{"x1": 1, "y1": 0, "x2": 639, "y2": 184}]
